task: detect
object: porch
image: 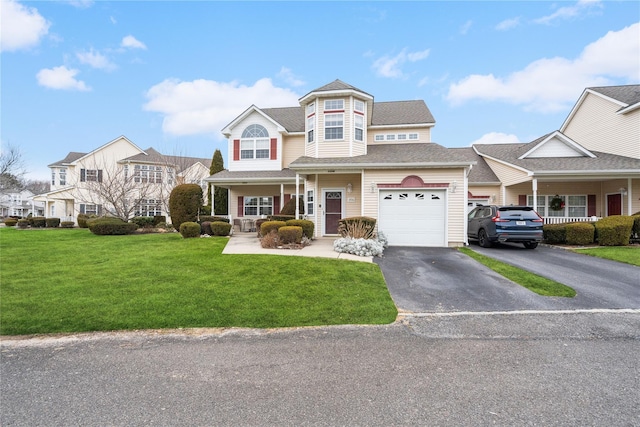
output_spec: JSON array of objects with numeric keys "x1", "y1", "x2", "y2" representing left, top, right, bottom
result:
[{"x1": 543, "y1": 216, "x2": 601, "y2": 225}]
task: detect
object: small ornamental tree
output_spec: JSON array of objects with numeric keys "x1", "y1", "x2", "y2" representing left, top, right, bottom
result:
[
  {"x1": 169, "y1": 184, "x2": 203, "y2": 231},
  {"x1": 280, "y1": 197, "x2": 304, "y2": 216}
]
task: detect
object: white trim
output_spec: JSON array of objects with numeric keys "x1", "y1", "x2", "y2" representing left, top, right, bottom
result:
[
  {"x1": 605, "y1": 192, "x2": 624, "y2": 216},
  {"x1": 473, "y1": 146, "x2": 532, "y2": 174},
  {"x1": 221, "y1": 105, "x2": 287, "y2": 136},
  {"x1": 518, "y1": 131, "x2": 595, "y2": 159},
  {"x1": 561, "y1": 88, "x2": 629, "y2": 132},
  {"x1": 321, "y1": 188, "x2": 345, "y2": 236}
]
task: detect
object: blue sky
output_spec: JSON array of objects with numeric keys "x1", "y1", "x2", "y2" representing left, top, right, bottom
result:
[{"x1": 2, "y1": 0, "x2": 639, "y2": 181}]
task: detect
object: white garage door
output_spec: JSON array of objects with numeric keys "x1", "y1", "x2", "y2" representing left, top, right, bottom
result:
[{"x1": 378, "y1": 190, "x2": 446, "y2": 247}]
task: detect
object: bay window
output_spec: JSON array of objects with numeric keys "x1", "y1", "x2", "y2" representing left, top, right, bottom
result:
[{"x1": 325, "y1": 113, "x2": 344, "y2": 140}]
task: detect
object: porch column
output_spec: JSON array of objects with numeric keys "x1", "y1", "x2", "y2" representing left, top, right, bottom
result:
[
  {"x1": 295, "y1": 174, "x2": 300, "y2": 219},
  {"x1": 628, "y1": 178, "x2": 633, "y2": 215},
  {"x1": 501, "y1": 185, "x2": 506, "y2": 205},
  {"x1": 532, "y1": 178, "x2": 538, "y2": 211},
  {"x1": 209, "y1": 183, "x2": 214, "y2": 215},
  {"x1": 280, "y1": 184, "x2": 284, "y2": 210}
]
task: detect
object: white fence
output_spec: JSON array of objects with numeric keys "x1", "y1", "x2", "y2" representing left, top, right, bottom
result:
[{"x1": 543, "y1": 216, "x2": 600, "y2": 225}]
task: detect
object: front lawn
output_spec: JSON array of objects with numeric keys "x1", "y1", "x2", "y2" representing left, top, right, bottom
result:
[
  {"x1": 573, "y1": 246, "x2": 640, "y2": 267},
  {"x1": 0, "y1": 228, "x2": 397, "y2": 335}
]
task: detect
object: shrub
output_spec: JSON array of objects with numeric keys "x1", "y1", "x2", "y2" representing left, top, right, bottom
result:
[
  {"x1": 338, "y1": 216, "x2": 377, "y2": 239},
  {"x1": 201, "y1": 221, "x2": 213, "y2": 236},
  {"x1": 260, "y1": 220, "x2": 286, "y2": 236},
  {"x1": 278, "y1": 226, "x2": 303, "y2": 244},
  {"x1": 88, "y1": 217, "x2": 138, "y2": 235},
  {"x1": 77, "y1": 214, "x2": 97, "y2": 228},
  {"x1": 565, "y1": 222, "x2": 595, "y2": 245},
  {"x1": 595, "y1": 215, "x2": 634, "y2": 246},
  {"x1": 153, "y1": 215, "x2": 167, "y2": 226},
  {"x1": 17, "y1": 219, "x2": 29, "y2": 228},
  {"x1": 210, "y1": 221, "x2": 232, "y2": 236},
  {"x1": 632, "y1": 214, "x2": 640, "y2": 239},
  {"x1": 169, "y1": 184, "x2": 203, "y2": 231},
  {"x1": 280, "y1": 197, "x2": 304, "y2": 216},
  {"x1": 60, "y1": 221, "x2": 75, "y2": 228},
  {"x1": 179, "y1": 221, "x2": 201, "y2": 238},
  {"x1": 334, "y1": 237, "x2": 385, "y2": 257},
  {"x1": 268, "y1": 215, "x2": 295, "y2": 222},
  {"x1": 4, "y1": 219, "x2": 17, "y2": 227},
  {"x1": 255, "y1": 218, "x2": 267, "y2": 236},
  {"x1": 31, "y1": 216, "x2": 46, "y2": 228},
  {"x1": 543, "y1": 224, "x2": 566, "y2": 244},
  {"x1": 131, "y1": 216, "x2": 155, "y2": 228},
  {"x1": 46, "y1": 218, "x2": 61, "y2": 228},
  {"x1": 260, "y1": 230, "x2": 279, "y2": 248},
  {"x1": 286, "y1": 219, "x2": 314, "y2": 240},
  {"x1": 198, "y1": 215, "x2": 230, "y2": 224}
]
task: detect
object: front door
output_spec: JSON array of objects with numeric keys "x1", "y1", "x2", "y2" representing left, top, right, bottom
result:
[
  {"x1": 324, "y1": 191, "x2": 343, "y2": 234},
  {"x1": 607, "y1": 193, "x2": 622, "y2": 216}
]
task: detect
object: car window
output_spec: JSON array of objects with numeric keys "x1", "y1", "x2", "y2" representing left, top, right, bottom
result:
[{"x1": 498, "y1": 209, "x2": 539, "y2": 220}]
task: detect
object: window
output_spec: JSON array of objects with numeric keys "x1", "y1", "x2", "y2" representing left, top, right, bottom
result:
[
  {"x1": 307, "y1": 103, "x2": 315, "y2": 115},
  {"x1": 568, "y1": 195, "x2": 587, "y2": 217},
  {"x1": 134, "y1": 165, "x2": 163, "y2": 183},
  {"x1": 354, "y1": 100, "x2": 365, "y2": 113},
  {"x1": 244, "y1": 196, "x2": 273, "y2": 216},
  {"x1": 307, "y1": 116, "x2": 315, "y2": 143},
  {"x1": 397, "y1": 134, "x2": 407, "y2": 140},
  {"x1": 375, "y1": 135, "x2": 385, "y2": 141},
  {"x1": 167, "y1": 168, "x2": 175, "y2": 185},
  {"x1": 81, "y1": 169, "x2": 102, "y2": 183},
  {"x1": 324, "y1": 99, "x2": 344, "y2": 111},
  {"x1": 409, "y1": 133, "x2": 418, "y2": 140},
  {"x1": 135, "y1": 199, "x2": 162, "y2": 217},
  {"x1": 527, "y1": 195, "x2": 587, "y2": 218},
  {"x1": 386, "y1": 135, "x2": 396, "y2": 141},
  {"x1": 354, "y1": 114, "x2": 364, "y2": 142},
  {"x1": 59, "y1": 168, "x2": 66, "y2": 185},
  {"x1": 240, "y1": 124, "x2": 270, "y2": 159},
  {"x1": 325, "y1": 113, "x2": 344, "y2": 140},
  {"x1": 51, "y1": 170, "x2": 55, "y2": 186},
  {"x1": 80, "y1": 203, "x2": 102, "y2": 215},
  {"x1": 307, "y1": 190, "x2": 314, "y2": 215}
]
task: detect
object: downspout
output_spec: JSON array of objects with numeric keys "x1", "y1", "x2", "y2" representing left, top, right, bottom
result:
[
  {"x1": 627, "y1": 177, "x2": 632, "y2": 215},
  {"x1": 532, "y1": 178, "x2": 538, "y2": 211},
  {"x1": 464, "y1": 165, "x2": 473, "y2": 245}
]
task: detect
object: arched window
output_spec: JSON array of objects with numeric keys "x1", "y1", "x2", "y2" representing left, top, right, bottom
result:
[{"x1": 240, "y1": 124, "x2": 270, "y2": 159}]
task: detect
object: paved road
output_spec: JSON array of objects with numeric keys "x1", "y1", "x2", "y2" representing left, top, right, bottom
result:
[
  {"x1": 2, "y1": 313, "x2": 640, "y2": 426},
  {"x1": 375, "y1": 245, "x2": 640, "y2": 313}
]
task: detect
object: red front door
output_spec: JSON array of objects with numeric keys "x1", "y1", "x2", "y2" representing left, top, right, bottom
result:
[
  {"x1": 324, "y1": 191, "x2": 342, "y2": 234},
  {"x1": 607, "y1": 193, "x2": 622, "y2": 216}
]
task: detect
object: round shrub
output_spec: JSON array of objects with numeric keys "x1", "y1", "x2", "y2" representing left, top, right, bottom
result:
[
  {"x1": 543, "y1": 224, "x2": 566, "y2": 244},
  {"x1": 4, "y1": 219, "x2": 17, "y2": 227},
  {"x1": 210, "y1": 221, "x2": 232, "y2": 236},
  {"x1": 88, "y1": 217, "x2": 138, "y2": 235},
  {"x1": 286, "y1": 219, "x2": 314, "y2": 240},
  {"x1": 595, "y1": 215, "x2": 634, "y2": 246},
  {"x1": 131, "y1": 216, "x2": 155, "y2": 228},
  {"x1": 31, "y1": 216, "x2": 46, "y2": 228},
  {"x1": 77, "y1": 213, "x2": 97, "y2": 228},
  {"x1": 199, "y1": 215, "x2": 230, "y2": 224},
  {"x1": 169, "y1": 184, "x2": 203, "y2": 231},
  {"x1": 278, "y1": 225, "x2": 303, "y2": 244},
  {"x1": 179, "y1": 221, "x2": 201, "y2": 238},
  {"x1": 61, "y1": 221, "x2": 75, "y2": 228},
  {"x1": 17, "y1": 219, "x2": 29, "y2": 228},
  {"x1": 260, "y1": 220, "x2": 286, "y2": 236},
  {"x1": 201, "y1": 221, "x2": 213, "y2": 235},
  {"x1": 565, "y1": 222, "x2": 595, "y2": 245},
  {"x1": 46, "y1": 218, "x2": 61, "y2": 228},
  {"x1": 632, "y1": 214, "x2": 640, "y2": 239},
  {"x1": 255, "y1": 218, "x2": 267, "y2": 235},
  {"x1": 153, "y1": 215, "x2": 167, "y2": 226}
]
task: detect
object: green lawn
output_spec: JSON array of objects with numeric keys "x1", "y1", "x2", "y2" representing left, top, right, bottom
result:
[
  {"x1": 458, "y1": 247, "x2": 576, "y2": 297},
  {"x1": 573, "y1": 246, "x2": 640, "y2": 267},
  {"x1": 0, "y1": 228, "x2": 397, "y2": 335}
]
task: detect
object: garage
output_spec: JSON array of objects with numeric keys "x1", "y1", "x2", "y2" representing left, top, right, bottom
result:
[{"x1": 378, "y1": 189, "x2": 446, "y2": 247}]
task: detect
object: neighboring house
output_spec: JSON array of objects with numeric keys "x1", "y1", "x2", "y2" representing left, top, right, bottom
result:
[
  {"x1": 207, "y1": 80, "x2": 640, "y2": 247},
  {"x1": 0, "y1": 189, "x2": 45, "y2": 218},
  {"x1": 34, "y1": 136, "x2": 211, "y2": 223}
]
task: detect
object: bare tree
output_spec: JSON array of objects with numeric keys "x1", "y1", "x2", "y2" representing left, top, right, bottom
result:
[
  {"x1": 23, "y1": 179, "x2": 50, "y2": 195},
  {"x1": 0, "y1": 144, "x2": 26, "y2": 192}
]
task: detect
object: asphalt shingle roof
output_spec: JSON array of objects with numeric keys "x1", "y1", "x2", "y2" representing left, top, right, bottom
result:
[
  {"x1": 589, "y1": 84, "x2": 640, "y2": 109},
  {"x1": 447, "y1": 147, "x2": 500, "y2": 183},
  {"x1": 48, "y1": 152, "x2": 86, "y2": 167},
  {"x1": 122, "y1": 147, "x2": 211, "y2": 171}
]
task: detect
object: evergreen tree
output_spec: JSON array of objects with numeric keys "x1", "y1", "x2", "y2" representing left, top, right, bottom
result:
[{"x1": 209, "y1": 149, "x2": 228, "y2": 215}]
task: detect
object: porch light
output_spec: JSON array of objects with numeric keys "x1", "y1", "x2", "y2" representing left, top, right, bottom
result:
[
  {"x1": 619, "y1": 187, "x2": 628, "y2": 196},
  {"x1": 347, "y1": 183, "x2": 353, "y2": 193},
  {"x1": 370, "y1": 182, "x2": 377, "y2": 193},
  {"x1": 450, "y1": 180, "x2": 457, "y2": 193}
]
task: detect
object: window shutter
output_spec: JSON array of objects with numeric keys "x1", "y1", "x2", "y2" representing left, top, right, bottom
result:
[
  {"x1": 283, "y1": 194, "x2": 291, "y2": 204},
  {"x1": 270, "y1": 138, "x2": 277, "y2": 160},
  {"x1": 80, "y1": 204, "x2": 86, "y2": 214},
  {"x1": 274, "y1": 196, "x2": 280, "y2": 215},
  {"x1": 80, "y1": 169, "x2": 86, "y2": 182},
  {"x1": 97, "y1": 205, "x2": 103, "y2": 216},
  {"x1": 588, "y1": 194, "x2": 596, "y2": 216},
  {"x1": 233, "y1": 140, "x2": 240, "y2": 161},
  {"x1": 518, "y1": 195, "x2": 526, "y2": 206},
  {"x1": 237, "y1": 196, "x2": 244, "y2": 217},
  {"x1": 98, "y1": 170, "x2": 103, "y2": 183}
]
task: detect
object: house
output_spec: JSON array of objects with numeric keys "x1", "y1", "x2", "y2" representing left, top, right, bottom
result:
[
  {"x1": 0, "y1": 188, "x2": 45, "y2": 218},
  {"x1": 207, "y1": 80, "x2": 640, "y2": 247},
  {"x1": 34, "y1": 136, "x2": 211, "y2": 223}
]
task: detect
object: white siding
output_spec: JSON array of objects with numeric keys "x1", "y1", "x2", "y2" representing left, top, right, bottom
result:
[
  {"x1": 484, "y1": 158, "x2": 530, "y2": 186},
  {"x1": 526, "y1": 137, "x2": 586, "y2": 158},
  {"x1": 228, "y1": 112, "x2": 282, "y2": 172}
]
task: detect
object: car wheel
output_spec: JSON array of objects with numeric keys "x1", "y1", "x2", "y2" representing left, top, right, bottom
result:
[
  {"x1": 523, "y1": 242, "x2": 538, "y2": 249},
  {"x1": 478, "y1": 230, "x2": 492, "y2": 248}
]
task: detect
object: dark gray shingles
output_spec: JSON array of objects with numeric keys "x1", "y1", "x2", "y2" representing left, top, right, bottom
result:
[
  {"x1": 48, "y1": 152, "x2": 86, "y2": 167},
  {"x1": 122, "y1": 147, "x2": 211, "y2": 171},
  {"x1": 208, "y1": 169, "x2": 297, "y2": 181},
  {"x1": 589, "y1": 85, "x2": 640, "y2": 108},
  {"x1": 371, "y1": 100, "x2": 435, "y2": 125},
  {"x1": 262, "y1": 107, "x2": 305, "y2": 133},
  {"x1": 447, "y1": 147, "x2": 500, "y2": 183},
  {"x1": 304, "y1": 79, "x2": 373, "y2": 99}
]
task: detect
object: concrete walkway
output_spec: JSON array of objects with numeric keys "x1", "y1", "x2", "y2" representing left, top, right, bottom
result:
[{"x1": 222, "y1": 232, "x2": 373, "y2": 263}]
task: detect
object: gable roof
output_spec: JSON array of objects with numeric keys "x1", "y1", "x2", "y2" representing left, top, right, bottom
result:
[
  {"x1": 122, "y1": 147, "x2": 211, "y2": 171},
  {"x1": 561, "y1": 84, "x2": 640, "y2": 131},
  {"x1": 370, "y1": 100, "x2": 435, "y2": 126},
  {"x1": 48, "y1": 151, "x2": 87, "y2": 167},
  {"x1": 447, "y1": 147, "x2": 500, "y2": 184},
  {"x1": 298, "y1": 79, "x2": 373, "y2": 104},
  {"x1": 517, "y1": 131, "x2": 595, "y2": 159}
]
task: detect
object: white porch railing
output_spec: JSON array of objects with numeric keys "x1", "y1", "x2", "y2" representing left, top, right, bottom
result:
[{"x1": 543, "y1": 216, "x2": 601, "y2": 225}]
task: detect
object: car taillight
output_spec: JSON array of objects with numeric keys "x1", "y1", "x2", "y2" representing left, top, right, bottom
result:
[
  {"x1": 531, "y1": 212, "x2": 543, "y2": 223},
  {"x1": 492, "y1": 212, "x2": 508, "y2": 222}
]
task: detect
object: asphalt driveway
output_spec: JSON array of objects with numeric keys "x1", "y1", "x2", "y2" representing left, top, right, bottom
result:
[{"x1": 375, "y1": 245, "x2": 640, "y2": 313}]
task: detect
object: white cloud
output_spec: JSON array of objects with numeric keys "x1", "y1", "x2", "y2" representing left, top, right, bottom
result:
[
  {"x1": 446, "y1": 23, "x2": 639, "y2": 113},
  {"x1": 36, "y1": 66, "x2": 91, "y2": 91},
  {"x1": 496, "y1": 17, "x2": 521, "y2": 31},
  {"x1": 460, "y1": 20, "x2": 473, "y2": 35},
  {"x1": 372, "y1": 48, "x2": 431, "y2": 78},
  {"x1": 77, "y1": 48, "x2": 116, "y2": 71},
  {"x1": 534, "y1": 0, "x2": 603, "y2": 25},
  {"x1": 471, "y1": 132, "x2": 523, "y2": 146},
  {"x1": 65, "y1": 0, "x2": 94, "y2": 8},
  {"x1": 277, "y1": 67, "x2": 305, "y2": 87},
  {"x1": 121, "y1": 35, "x2": 147, "y2": 50},
  {"x1": 0, "y1": 0, "x2": 50, "y2": 52},
  {"x1": 143, "y1": 78, "x2": 300, "y2": 137}
]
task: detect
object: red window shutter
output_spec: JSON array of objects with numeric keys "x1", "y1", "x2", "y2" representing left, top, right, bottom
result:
[
  {"x1": 283, "y1": 194, "x2": 291, "y2": 204},
  {"x1": 233, "y1": 140, "x2": 240, "y2": 161},
  {"x1": 274, "y1": 196, "x2": 280, "y2": 215},
  {"x1": 270, "y1": 138, "x2": 277, "y2": 160},
  {"x1": 587, "y1": 194, "x2": 596, "y2": 216},
  {"x1": 518, "y1": 195, "x2": 527, "y2": 206},
  {"x1": 237, "y1": 196, "x2": 244, "y2": 217}
]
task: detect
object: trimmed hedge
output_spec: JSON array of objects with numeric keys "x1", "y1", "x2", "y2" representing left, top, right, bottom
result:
[
  {"x1": 201, "y1": 221, "x2": 213, "y2": 235},
  {"x1": 88, "y1": 217, "x2": 137, "y2": 235},
  {"x1": 31, "y1": 216, "x2": 46, "y2": 228},
  {"x1": 210, "y1": 221, "x2": 232, "y2": 236},
  {"x1": 543, "y1": 224, "x2": 566, "y2": 244},
  {"x1": 632, "y1": 215, "x2": 640, "y2": 238},
  {"x1": 169, "y1": 184, "x2": 204, "y2": 231},
  {"x1": 268, "y1": 215, "x2": 295, "y2": 222},
  {"x1": 61, "y1": 221, "x2": 75, "y2": 228},
  {"x1": 77, "y1": 214, "x2": 98, "y2": 228},
  {"x1": 595, "y1": 215, "x2": 634, "y2": 246},
  {"x1": 153, "y1": 215, "x2": 167, "y2": 226},
  {"x1": 338, "y1": 216, "x2": 377, "y2": 239},
  {"x1": 4, "y1": 219, "x2": 17, "y2": 227},
  {"x1": 260, "y1": 220, "x2": 287, "y2": 236},
  {"x1": 131, "y1": 216, "x2": 155, "y2": 228},
  {"x1": 286, "y1": 219, "x2": 314, "y2": 240},
  {"x1": 179, "y1": 221, "x2": 201, "y2": 238},
  {"x1": 199, "y1": 215, "x2": 230, "y2": 224},
  {"x1": 278, "y1": 226, "x2": 303, "y2": 244},
  {"x1": 565, "y1": 222, "x2": 595, "y2": 245},
  {"x1": 17, "y1": 219, "x2": 29, "y2": 228},
  {"x1": 46, "y1": 218, "x2": 61, "y2": 228}
]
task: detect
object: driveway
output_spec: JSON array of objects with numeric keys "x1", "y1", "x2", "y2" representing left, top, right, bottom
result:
[{"x1": 375, "y1": 245, "x2": 640, "y2": 313}]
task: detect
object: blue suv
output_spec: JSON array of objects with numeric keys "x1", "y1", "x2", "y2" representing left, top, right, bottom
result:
[{"x1": 468, "y1": 205, "x2": 544, "y2": 249}]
